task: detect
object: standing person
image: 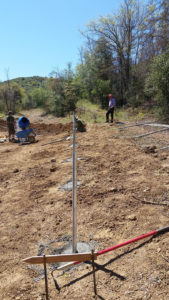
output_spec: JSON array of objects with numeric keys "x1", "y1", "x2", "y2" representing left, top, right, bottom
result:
[
  {"x1": 106, "y1": 94, "x2": 116, "y2": 123},
  {"x1": 6, "y1": 111, "x2": 15, "y2": 141}
]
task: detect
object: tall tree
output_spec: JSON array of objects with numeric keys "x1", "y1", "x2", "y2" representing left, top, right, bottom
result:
[
  {"x1": 156, "y1": 0, "x2": 169, "y2": 52},
  {"x1": 141, "y1": 0, "x2": 169, "y2": 59},
  {"x1": 84, "y1": 0, "x2": 146, "y2": 104}
]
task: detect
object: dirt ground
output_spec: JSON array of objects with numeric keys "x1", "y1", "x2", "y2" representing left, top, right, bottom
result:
[{"x1": 0, "y1": 111, "x2": 169, "y2": 300}]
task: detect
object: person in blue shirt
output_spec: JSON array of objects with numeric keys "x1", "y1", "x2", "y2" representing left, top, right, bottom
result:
[{"x1": 106, "y1": 94, "x2": 116, "y2": 123}]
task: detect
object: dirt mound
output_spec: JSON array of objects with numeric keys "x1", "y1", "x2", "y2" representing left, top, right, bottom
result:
[
  {"x1": 32, "y1": 122, "x2": 73, "y2": 135},
  {"x1": 31, "y1": 149, "x2": 56, "y2": 160}
]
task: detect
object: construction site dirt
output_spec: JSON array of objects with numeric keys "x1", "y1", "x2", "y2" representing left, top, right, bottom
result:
[{"x1": 0, "y1": 113, "x2": 169, "y2": 300}]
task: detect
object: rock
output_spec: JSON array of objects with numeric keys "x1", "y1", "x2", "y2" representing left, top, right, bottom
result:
[
  {"x1": 13, "y1": 168, "x2": 19, "y2": 173},
  {"x1": 0, "y1": 138, "x2": 6, "y2": 143},
  {"x1": 89, "y1": 233, "x2": 93, "y2": 240},
  {"x1": 109, "y1": 187, "x2": 118, "y2": 192},
  {"x1": 143, "y1": 187, "x2": 150, "y2": 192},
  {"x1": 127, "y1": 214, "x2": 137, "y2": 221},
  {"x1": 51, "y1": 158, "x2": 56, "y2": 162},
  {"x1": 160, "y1": 156, "x2": 167, "y2": 161},
  {"x1": 144, "y1": 146, "x2": 156, "y2": 153},
  {"x1": 50, "y1": 167, "x2": 57, "y2": 172}
]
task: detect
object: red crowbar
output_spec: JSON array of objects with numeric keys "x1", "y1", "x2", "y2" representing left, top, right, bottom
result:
[{"x1": 57, "y1": 225, "x2": 169, "y2": 271}]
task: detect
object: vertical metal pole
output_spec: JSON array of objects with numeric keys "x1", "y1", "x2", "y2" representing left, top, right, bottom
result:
[
  {"x1": 72, "y1": 112, "x2": 77, "y2": 253},
  {"x1": 91, "y1": 250, "x2": 97, "y2": 296},
  {"x1": 43, "y1": 255, "x2": 49, "y2": 300}
]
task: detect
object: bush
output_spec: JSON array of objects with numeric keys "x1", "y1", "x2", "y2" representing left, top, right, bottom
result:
[
  {"x1": 30, "y1": 88, "x2": 49, "y2": 108},
  {"x1": 47, "y1": 92, "x2": 65, "y2": 117}
]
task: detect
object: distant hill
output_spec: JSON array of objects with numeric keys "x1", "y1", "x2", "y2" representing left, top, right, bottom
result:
[{"x1": 1, "y1": 76, "x2": 49, "y2": 93}]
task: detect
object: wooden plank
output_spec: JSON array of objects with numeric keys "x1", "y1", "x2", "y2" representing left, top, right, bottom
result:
[{"x1": 23, "y1": 252, "x2": 97, "y2": 264}]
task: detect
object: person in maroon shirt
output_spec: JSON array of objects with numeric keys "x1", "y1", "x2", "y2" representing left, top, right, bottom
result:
[{"x1": 106, "y1": 94, "x2": 116, "y2": 123}]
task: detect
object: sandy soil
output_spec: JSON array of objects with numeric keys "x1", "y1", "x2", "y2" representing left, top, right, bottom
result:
[{"x1": 0, "y1": 113, "x2": 169, "y2": 300}]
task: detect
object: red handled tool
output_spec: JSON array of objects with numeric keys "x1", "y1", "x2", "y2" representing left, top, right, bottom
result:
[{"x1": 57, "y1": 225, "x2": 169, "y2": 270}]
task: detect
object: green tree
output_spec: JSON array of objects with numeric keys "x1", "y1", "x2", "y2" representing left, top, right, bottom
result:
[
  {"x1": 74, "y1": 38, "x2": 114, "y2": 106},
  {"x1": 84, "y1": 0, "x2": 146, "y2": 104},
  {"x1": 47, "y1": 64, "x2": 78, "y2": 116},
  {"x1": 145, "y1": 50, "x2": 169, "y2": 113},
  {"x1": 0, "y1": 82, "x2": 25, "y2": 112},
  {"x1": 47, "y1": 75, "x2": 65, "y2": 116},
  {"x1": 30, "y1": 88, "x2": 49, "y2": 107}
]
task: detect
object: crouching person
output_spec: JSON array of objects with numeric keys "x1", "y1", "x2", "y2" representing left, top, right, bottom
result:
[{"x1": 76, "y1": 117, "x2": 86, "y2": 132}]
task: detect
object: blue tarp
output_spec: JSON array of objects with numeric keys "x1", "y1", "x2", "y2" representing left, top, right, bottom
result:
[{"x1": 16, "y1": 128, "x2": 35, "y2": 139}]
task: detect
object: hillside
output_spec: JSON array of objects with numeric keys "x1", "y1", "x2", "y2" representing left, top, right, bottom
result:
[
  {"x1": 1, "y1": 76, "x2": 49, "y2": 93},
  {"x1": 0, "y1": 111, "x2": 169, "y2": 299}
]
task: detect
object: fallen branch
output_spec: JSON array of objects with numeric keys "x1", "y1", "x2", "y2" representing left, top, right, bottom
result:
[
  {"x1": 41, "y1": 135, "x2": 69, "y2": 146},
  {"x1": 162, "y1": 254, "x2": 169, "y2": 263},
  {"x1": 133, "y1": 127, "x2": 169, "y2": 138},
  {"x1": 141, "y1": 199, "x2": 169, "y2": 207},
  {"x1": 133, "y1": 196, "x2": 169, "y2": 207},
  {"x1": 42, "y1": 139, "x2": 64, "y2": 146}
]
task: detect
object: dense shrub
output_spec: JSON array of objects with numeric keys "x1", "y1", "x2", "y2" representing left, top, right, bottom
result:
[{"x1": 145, "y1": 51, "x2": 169, "y2": 114}]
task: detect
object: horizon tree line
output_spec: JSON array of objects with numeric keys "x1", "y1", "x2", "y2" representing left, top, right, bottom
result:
[{"x1": 0, "y1": 0, "x2": 168, "y2": 116}]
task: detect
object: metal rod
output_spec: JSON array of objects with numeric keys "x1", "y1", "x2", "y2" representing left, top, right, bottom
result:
[
  {"x1": 72, "y1": 112, "x2": 77, "y2": 253},
  {"x1": 160, "y1": 145, "x2": 169, "y2": 150},
  {"x1": 91, "y1": 250, "x2": 97, "y2": 296},
  {"x1": 119, "y1": 121, "x2": 164, "y2": 130},
  {"x1": 43, "y1": 255, "x2": 49, "y2": 300},
  {"x1": 133, "y1": 127, "x2": 169, "y2": 138},
  {"x1": 119, "y1": 122, "x2": 153, "y2": 129}
]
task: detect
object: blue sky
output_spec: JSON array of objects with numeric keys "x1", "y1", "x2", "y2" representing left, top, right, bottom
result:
[{"x1": 0, "y1": 0, "x2": 121, "y2": 81}]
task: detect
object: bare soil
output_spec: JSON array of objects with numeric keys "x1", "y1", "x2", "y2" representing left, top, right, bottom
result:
[{"x1": 0, "y1": 113, "x2": 169, "y2": 300}]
